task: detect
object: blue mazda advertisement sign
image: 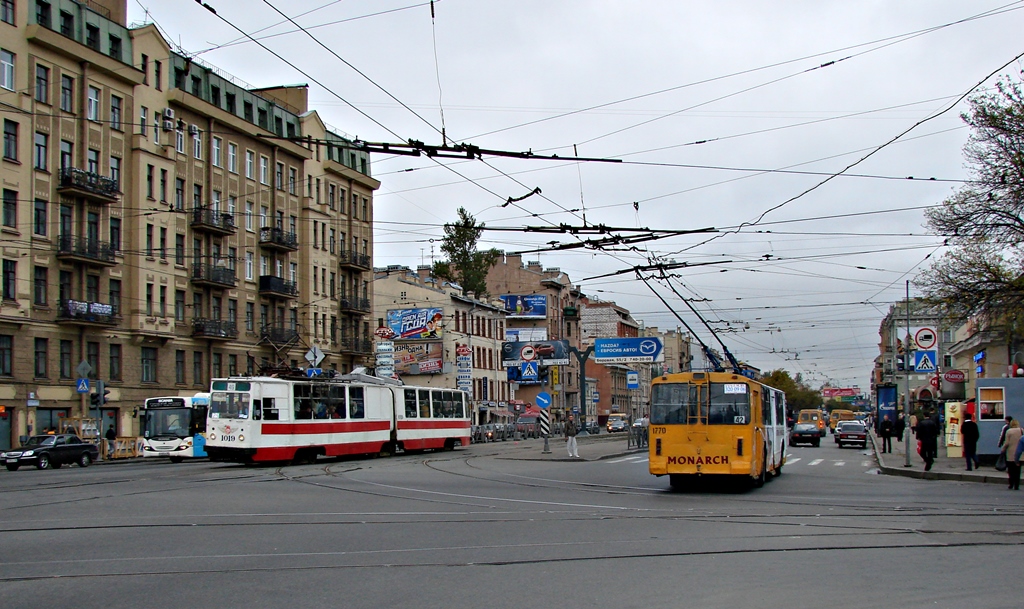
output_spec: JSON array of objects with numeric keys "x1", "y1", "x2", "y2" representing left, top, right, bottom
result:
[{"x1": 593, "y1": 337, "x2": 664, "y2": 363}]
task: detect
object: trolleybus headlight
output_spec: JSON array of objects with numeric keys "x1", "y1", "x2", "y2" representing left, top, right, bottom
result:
[{"x1": 238, "y1": 434, "x2": 244, "y2": 442}]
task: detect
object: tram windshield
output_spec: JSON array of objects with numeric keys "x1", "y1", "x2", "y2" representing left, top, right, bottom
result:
[{"x1": 210, "y1": 391, "x2": 251, "y2": 419}]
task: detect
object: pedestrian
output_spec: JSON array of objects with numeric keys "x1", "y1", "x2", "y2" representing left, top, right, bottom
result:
[
  {"x1": 961, "y1": 413, "x2": 980, "y2": 471},
  {"x1": 879, "y1": 415, "x2": 894, "y2": 453},
  {"x1": 997, "y1": 415, "x2": 1014, "y2": 450},
  {"x1": 1013, "y1": 429, "x2": 1024, "y2": 491},
  {"x1": 916, "y1": 413, "x2": 939, "y2": 471},
  {"x1": 894, "y1": 414, "x2": 906, "y2": 444},
  {"x1": 1001, "y1": 420, "x2": 1022, "y2": 490},
  {"x1": 104, "y1": 424, "x2": 117, "y2": 459},
  {"x1": 564, "y1": 414, "x2": 579, "y2": 459}
]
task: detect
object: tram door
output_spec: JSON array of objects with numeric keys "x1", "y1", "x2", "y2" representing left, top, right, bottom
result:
[{"x1": 0, "y1": 406, "x2": 11, "y2": 450}]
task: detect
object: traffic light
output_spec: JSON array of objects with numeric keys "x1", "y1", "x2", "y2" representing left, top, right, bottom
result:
[{"x1": 90, "y1": 381, "x2": 109, "y2": 408}]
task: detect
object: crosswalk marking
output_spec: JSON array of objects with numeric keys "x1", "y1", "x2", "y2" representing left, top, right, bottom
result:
[
  {"x1": 787, "y1": 458, "x2": 801, "y2": 464},
  {"x1": 861, "y1": 460, "x2": 872, "y2": 467},
  {"x1": 608, "y1": 454, "x2": 648, "y2": 464},
  {"x1": 834, "y1": 461, "x2": 845, "y2": 466},
  {"x1": 809, "y1": 459, "x2": 824, "y2": 466}
]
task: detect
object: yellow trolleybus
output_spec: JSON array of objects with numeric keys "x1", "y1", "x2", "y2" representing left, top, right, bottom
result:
[{"x1": 648, "y1": 371, "x2": 787, "y2": 490}]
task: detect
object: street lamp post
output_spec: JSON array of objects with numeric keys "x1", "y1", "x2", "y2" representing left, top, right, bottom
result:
[
  {"x1": 569, "y1": 345, "x2": 594, "y2": 436},
  {"x1": 904, "y1": 281, "x2": 913, "y2": 468}
]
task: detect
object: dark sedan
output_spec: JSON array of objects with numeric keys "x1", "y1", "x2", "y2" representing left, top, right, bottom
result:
[
  {"x1": 789, "y1": 423, "x2": 821, "y2": 447},
  {"x1": 836, "y1": 421, "x2": 868, "y2": 449},
  {"x1": 2, "y1": 434, "x2": 99, "y2": 471}
]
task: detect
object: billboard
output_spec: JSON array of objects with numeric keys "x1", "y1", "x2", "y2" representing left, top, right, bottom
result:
[
  {"x1": 822, "y1": 387, "x2": 859, "y2": 398},
  {"x1": 501, "y1": 340, "x2": 570, "y2": 366},
  {"x1": 593, "y1": 337, "x2": 664, "y2": 363},
  {"x1": 876, "y1": 384, "x2": 898, "y2": 431},
  {"x1": 500, "y1": 294, "x2": 547, "y2": 319},
  {"x1": 394, "y1": 342, "x2": 444, "y2": 375},
  {"x1": 506, "y1": 327, "x2": 548, "y2": 342},
  {"x1": 386, "y1": 308, "x2": 445, "y2": 340}
]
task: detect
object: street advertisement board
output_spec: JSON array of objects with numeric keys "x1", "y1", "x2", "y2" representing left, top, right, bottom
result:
[
  {"x1": 822, "y1": 387, "x2": 859, "y2": 398},
  {"x1": 876, "y1": 384, "x2": 898, "y2": 431},
  {"x1": 501, "y1": 340, "x2": 569, "y2": 366},
  {"x1": 500, "y1": 294, "x2": 547, "y2": 319},
  {"x1": 394, "y1": 342, "x2": 443, "y2": 374},
  {"x1": 505, "y1": 327, "x2": 548, "y2": 342},
  {"x1": 593, "y1": 337, "x2": 664, "y2": 363},
  {"x1": 386, "y1": 308, "x2": 445, "y2": 340}
]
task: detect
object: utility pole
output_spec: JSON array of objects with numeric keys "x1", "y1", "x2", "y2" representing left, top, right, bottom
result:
[
  {"x1": 569, "y1": 345, "x2": 594, "y2": 436},
  {"x1": 904, "y1": 281, "x2": 913, "y2": 468}
]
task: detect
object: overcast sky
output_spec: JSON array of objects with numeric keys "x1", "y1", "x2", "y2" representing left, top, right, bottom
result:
[{"x1": 130, "y1": 0, "x2": 1024, "y2": 389}]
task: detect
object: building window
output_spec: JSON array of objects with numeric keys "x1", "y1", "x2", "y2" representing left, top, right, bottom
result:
[
  {"x1": 3, "y1": 119, "x2": 16, "y2": 160},
  {"x1": 159, "y1": 285, "x2": 167, "y2": 316},
  {"x1": 33, "y1": 266, "x2": 46, "y2": 305},
  {"x1": 228, "y1": 142, "x2": 237, "y2": 173},
  {"x1": 193, "y1": 184, "x2": 202, "y2": 209},
  {"x1": 175, "y1": 128, "x2": 184, "y2": 153},
  {"x1": 60, "y1": 340, "x2": 72, "y2": 378},
  {"x1": 193, "y1": 351, "x2": 203, "y2": 386},
  {"x1": 192, "y1": 129, "x2": 202, "y2": 159},
  {"x1": 86, "y1": 341, "x2": 99, "y2": 379},
  {"x1": 160, "y1": 169, "x2": 167, "y2": 202},
  {"x1": 109, "y1": 344, "x2": 122, "y2": 381},
  {"x1": 59, "y1": 10, "x2": 73, "y2": 35},
  {"x1": 34, "y1": 132, "x2": 47, "y2": 170},
  {"x1": 1, "y1": 0, "x2": 14, "y2": 25},
  {"x1": 109, "y1": 279, "x2": 121, "y2": 314},
  {"x1": 212, "y1": 136, "x2": 221, "y2": 166},
  {"x1": 0, "y1": 49, "x2": 13, "y2": 91},
  {"x1": 1, "y1": 259, "x2": 15, "y2": 299},
  {"x1": 245, "y1": 252, "x2": 253, "y2": 280},
  {"x1": 142, "y1": 347, "x2": 158, "y2": 382},
  {"x1": 0, "y1": 334, "x2": 11, "y2": 376},
  {"x1": 60, "y1": 75, "x2": 73, "y2": 111},
  {"x1": 159, "y1": 227, "x2": 167, "y2": 259},
  {"x1": 145, "y1": 283, "x2": 153, "y2": 315},
  {"x1": 212, "y1": 352, "x2": 222, "y2": 378},
  {"x1": 289, "y1": 167, "x2": 297, "y2": 194},
  {"x1": 87, "y1": 148, "x2": 98, "y2": 173},
  {"x1": 228, "y1": 354, "x2": 237, "y2": 376},
  {"x1": 35, "y1": 0, "x2": 51, "y2": 26},
  {"x1": 246, "y1": 302, "x2": 254, "y2": 331},
  {"x1": 275, "y1": 162, "x2": 283, "y2": 190},
  {"x1": 87, "y1": 86, "x2": 100, "y2": 120},
  {"x1": 260, "y1": 155, "x2": 268, "y2": 184},
  {"x1": 175, "y1": 178, "x2": 184, "y2": 210},
  {"x1": 108, "y1": 35, "x2": 121, "y2": 60},
  {"x1": 35, "y1": 64, "x2": 49, "y2": 103},
  {"x1": 155, "y1": 60, "x2": 162, "y2": 90},
  {"x1": 175, "y1": 233, "x2": 185, "y2": 265},
  {"x1": 145, "y1": 224, "x2": 154, "y2": 257},
  {"x1": 110, "y1": 95, "x2": 122, "y2": 129},
  {"x1": 109, "y1": 156, "x2": 120, "y2": 188},
  {"x1": 110, "y1": 217, "x2": 120, "y2": 252},
  {"x1": 34, "y1": 199, "x2": 47, "y2": 236},
  {"x1": 59, "y1": 139, "x2": 71, "y2": 169},
  {"x1": 245, "y1": 201, "x2": 253, "y2": 231},
  {"x1": 245, "y1": 150, "x2": 254, "y2": 179},
  {"x1": 175, "y1": 289, "x2": 185, "y2": 321}
]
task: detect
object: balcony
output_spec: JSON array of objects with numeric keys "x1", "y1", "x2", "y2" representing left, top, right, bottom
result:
[
  {"x1": 191, "y1": 208, "x2": 236, "y2": 236},
  {"x1": 338, "y1": 250, "x2": 371, "y2": 271},
  {"x1": 339, "y1": 295, "x2": 371, "y2": 313},
  {"x1": 55, "y1": 299, "x2": 119, "y2": 326},
  {"x1": 338, "y1": 336, "x2": 373, "y2": 354},
  {"x1": 260, "y1": 324, "x2": 299, "y2": 344},
  {"x1": 259, "y1": 227, "x2": 299, "y2": 252},
  {"x1": 192, "y1": 318, "x2": 238, "y2": 340},
  {"x1": 191, "y1": 263, "x2": 237, "y2": 288},
  {"x1": 258, "y1": 275, "x2": 298, "y2": 299},
  {"x1": 56, "y1": 235, "x2": 116, "y2": 266},
  {"x1": 57, "y1": 167, "x2": 120, "y2": 202}
]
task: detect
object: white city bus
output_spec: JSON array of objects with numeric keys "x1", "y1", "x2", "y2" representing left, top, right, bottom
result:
[
  {"x1": 204, "y1": 371, "x2": 470, "y2": 464},
  {"x1": 140, "y1": 393, "x2": 211, "y2": 462}
]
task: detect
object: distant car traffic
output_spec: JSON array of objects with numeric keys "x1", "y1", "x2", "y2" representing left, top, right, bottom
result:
[
  {"x1": 3, "y1": 434, "x2": 99, "y2": 471},
  {"x1": 789, "y1": 423, "x2": 821, "y2": 447},
  {"x1": 607, "y1": 418, "x2": 628, "y2": 432},
  {"x1": 835, "y1": 421, "x2": 867, "y2": 449}
]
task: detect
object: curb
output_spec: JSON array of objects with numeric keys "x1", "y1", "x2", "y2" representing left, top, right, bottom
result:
[{"x1": 870, "y1": 434, "x2": 1005, "y2": 485}]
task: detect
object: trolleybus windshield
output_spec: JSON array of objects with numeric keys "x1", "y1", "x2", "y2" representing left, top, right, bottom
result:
[{"x1": 651, "y1": 382, "x2": 751, "y2": 425}]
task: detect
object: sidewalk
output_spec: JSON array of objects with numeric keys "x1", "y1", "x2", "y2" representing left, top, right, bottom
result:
[{"x1": 870, "y1": 431, "x2": 1008, "y2": 485}]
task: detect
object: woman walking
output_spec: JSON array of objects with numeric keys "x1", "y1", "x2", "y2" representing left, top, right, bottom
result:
[{"x1": 1002, "y1": 420, "x2": 1023, "y2": 490}]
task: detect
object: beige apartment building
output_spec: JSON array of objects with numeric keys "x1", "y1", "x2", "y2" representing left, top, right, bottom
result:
[{"x1": 0, "y1": 0, "x2": 377, "y2": 449}]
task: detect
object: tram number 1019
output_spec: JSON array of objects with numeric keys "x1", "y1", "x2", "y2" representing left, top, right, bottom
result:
[{"x1": 219, "y1": 434, "x2": 236, "y2": 442}]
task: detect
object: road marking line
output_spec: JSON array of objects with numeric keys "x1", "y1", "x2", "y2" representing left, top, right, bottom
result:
[
  {"x1": 834, "y1": 461, "x2": 846, "y2": 466},
  {"x1": 809, "y1": 459, "x2": 824, "y2": 466},
  {"x1": 861, "y1": 460, "x2": 872, "y2": 467},
  {"x1": 607, "y1": 455, "x2": 647, "y2": 464},
  {"x1": 787, "y1": 458, "x2": 801, "y2": 464}
]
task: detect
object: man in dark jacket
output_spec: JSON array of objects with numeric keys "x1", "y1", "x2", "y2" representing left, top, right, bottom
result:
[
  {"x1": 879, "y1": 415, "x2": 894, "y2": 453},
  {"x1": 917, "y1": 413, "x2": 939, "y2": 471},
  {"x1": 894, "y1": 414, "x2": 906, "y2": 444},
  {"x1": 961, "y1": 413, "x2": 980, "y2": 471}
]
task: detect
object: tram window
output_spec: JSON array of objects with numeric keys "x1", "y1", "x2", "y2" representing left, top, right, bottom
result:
[
  {"x1": 431, "y1": 390, "x2": 444, "y2": 418},
  {"x1": 294, "y1": 384, "x2": 312, "y2": 419},
  {"x1": 312, "y1": 384, "x2": 329, "y2": 419},
  {"x1": 418, "y1": 389, "x2": 430, "y2": 418},
  {"x1": 455, "y1": 393, "x2": 465, "y2": 418},
  {"x1": 349, "y1": 387, "x2": 365, "y2": 419},
  {"x1": 329, "y1": 385, "x2": 346, "y2": 419},
  {"x1": 441, "y1": 391, "x2": 456, "y2": 418},
  {"x1": 405, "y1": 389, "x2": 418, "y2": 418},
  {"x1": 708, "y1": 383, "x2": 751, "y2": 425},
  {"x1": 262, "y1": 398, "x2": 278, "y2": 421},
  {"x1": 651, "y1": 383, "x2": 698, "y2": 425}
]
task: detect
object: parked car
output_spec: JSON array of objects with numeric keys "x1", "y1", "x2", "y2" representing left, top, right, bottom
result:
[
  {"x1": 3, "y1": 434, "x2": 99, "y2": 471},
  {"x1": 835, "y1": 421, "x2": 868, "y2": 449},
  {"x1": 632, "y1": 417, "x2": 649, "y2": 428},
  {"x1": 789, "y1": 423, "x2": 821, "y2": 447}
]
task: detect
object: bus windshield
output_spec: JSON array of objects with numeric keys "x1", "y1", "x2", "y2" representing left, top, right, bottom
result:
[
  {"x1": 651, "y1": 382, "x2": 751, "y2": 425},
  {"x1": 142, "y1": 405, "x2": 191, "y2": 439},
  {"x1": 210, "y1": 392, "x2": 250, "y2": 419}
]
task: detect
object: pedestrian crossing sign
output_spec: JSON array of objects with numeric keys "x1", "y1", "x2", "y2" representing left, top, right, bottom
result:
[
  {"x1": 914, "y1": 350, "x2": 937, "y2": 372},
  {"x1": 521, "y1": 361, "x2": 539, "y2": 381}
]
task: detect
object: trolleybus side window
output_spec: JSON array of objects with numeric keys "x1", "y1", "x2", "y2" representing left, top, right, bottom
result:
[
  {"x1": 404, "y1": 389, "x2": 418, "y2": 418},
  {"x1": 262, "y1": 398, "x2": 278, "y2": 420},
  {"x1": 707, "y1": 383, "x2": 749, "y2": 425},
  {"x1": 418, "y1": 389, "x2": 430, "y2": 418},
  {"x1": 762, "y1": 390, "x2": 771, "y2": 425},
  {"x1": 349, "y1": 386, "x2": 365, "y2": 419},
  {"x1": 651, "y1": 383, "x2": 698, "y2": 425},
  {"x1": 210, "y1": 391, "x2": 250, "y2": 419}
]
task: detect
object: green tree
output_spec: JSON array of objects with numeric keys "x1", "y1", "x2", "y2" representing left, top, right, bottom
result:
[
  {"x1": 432, "y1": 207, "x2": 501, "y2": 297},
  {"x1": 761, "y1": 369, "x2": 822, "y2": 416},
  {"x1": 918, "y1": 77, "x2": 1024, "y2": 325}
]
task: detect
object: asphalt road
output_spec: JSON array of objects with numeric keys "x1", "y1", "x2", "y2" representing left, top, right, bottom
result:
[{"x1": 2, "y1": 436, "x2": 1022, "y2": 609}]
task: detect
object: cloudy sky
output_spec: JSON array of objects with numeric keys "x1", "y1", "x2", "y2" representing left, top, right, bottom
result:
[{"x1": 129, "y1": 1, "x2": 1024, "y2": 389}]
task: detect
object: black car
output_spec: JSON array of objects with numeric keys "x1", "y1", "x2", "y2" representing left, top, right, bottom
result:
[
  {"x1": 789, "y1": 423, "x2": 821, "y2": 447},
  {"x1": 2, "y1": 434, "x2": 99, "y2": 471},
  {"x1": 836, "y1": 421, "x2": 868, "y2": 449}
]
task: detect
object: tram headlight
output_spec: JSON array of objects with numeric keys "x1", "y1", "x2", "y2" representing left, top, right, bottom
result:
[{"x1": 237, "y1": 434, "x2": 244, "y2": 442}]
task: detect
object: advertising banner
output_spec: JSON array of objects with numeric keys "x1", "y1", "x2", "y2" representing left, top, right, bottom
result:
[
  {"x1": 500, "y1": 294, "x2": 547, "y2": 319},
  {"x1": 394, "y1": 342, "x2": 444, "y2": 375},
  {"x1": 876, "y1": 384, "x2": 898, "y2": 430},
  {"x1": 501, "y1": 340, "x2": 570, "y2": 366},
  {"x1": 593, "y1": 337, "x2": 664, "y2": 363},
  {"x1": 506, "y1": 327, "x2": 548, "y2": 342},
  {"x1": 822, "y1": 387, "x2": 859, "y2": 398},
  {"x1": 387, "y1": 308, "x2": 445, "y2": 340}
]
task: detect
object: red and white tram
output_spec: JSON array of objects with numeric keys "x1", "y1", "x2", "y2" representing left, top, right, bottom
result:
[{"x1": 204, "y1": 371, "x2": 470, "y2": 463}]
